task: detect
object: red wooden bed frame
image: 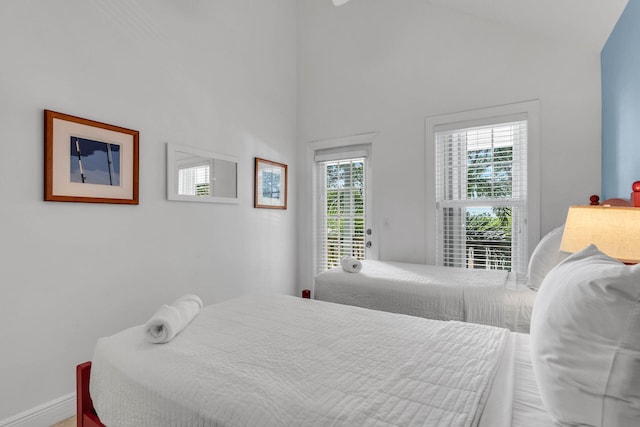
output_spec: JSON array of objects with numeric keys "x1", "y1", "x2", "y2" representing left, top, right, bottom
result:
[
  {"x1": 590, "y1": 181, "x2": 640, "y2": 207},
  {"x1": 76, "y1": 362, "x2": 106, "y2": 427}
]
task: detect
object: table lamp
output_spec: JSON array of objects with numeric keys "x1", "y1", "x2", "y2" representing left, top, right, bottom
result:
[{"x1": 560, "y1": 206, "x2": 640, "y2": 264}]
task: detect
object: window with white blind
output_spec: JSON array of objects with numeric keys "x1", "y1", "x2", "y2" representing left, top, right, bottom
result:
[
  {"x1": 178, "y1": 161, "x2": 211, "y2": 197},
  {"x1": 435, "y1": 117, "x2": 528, "y2": 274},
  {"x1": 315, "y1": 149, "x2": 369, "y2": 273}
]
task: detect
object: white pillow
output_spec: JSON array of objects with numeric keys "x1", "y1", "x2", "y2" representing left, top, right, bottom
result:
[
  {"x1": 530, "y1": 245, "x2": 640, "y2": 426},
  {"x1": 526, "y1": 225, "x2": 568, "y2": 290}
]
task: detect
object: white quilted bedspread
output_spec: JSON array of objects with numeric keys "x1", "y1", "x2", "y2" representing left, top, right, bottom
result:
[
  {"x1": 314, "y1": 261, "x2": 535, "y2": 332},
  {"x1": 91, "y1": 294, "x2": 509, "y2": 427}
]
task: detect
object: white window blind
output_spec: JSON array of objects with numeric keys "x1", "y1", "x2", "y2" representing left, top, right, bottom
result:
[
  {"x1": 316, "y1": 157, "x2": 366, "y2": 273},
  {"x1": 178, "y1": 162, "x2": 211, "y2": 196},
  {"x1": 435, "y1": 119, "x2": 528, "y2": 274}
]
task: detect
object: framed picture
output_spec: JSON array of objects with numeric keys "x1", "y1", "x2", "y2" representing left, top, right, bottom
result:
[
  {"x1": 254, "y1": 157, "x2": 287, "y2": 209},
  {"x1": 44, "y1": 110, "x2": 139, "y2": 204}
]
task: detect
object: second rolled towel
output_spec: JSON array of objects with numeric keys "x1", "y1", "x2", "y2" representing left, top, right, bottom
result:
[
  {"x1": 340, "y1": 255, "x2": 362, "y2": 273},
  {"x1": 144, "y1": 294, "x2": 203, "y2": 344}
]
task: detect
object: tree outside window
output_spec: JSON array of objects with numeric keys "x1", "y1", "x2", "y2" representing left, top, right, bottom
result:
[{"x1": 321, "y1": 159, "x2": 365, "y2": 270}]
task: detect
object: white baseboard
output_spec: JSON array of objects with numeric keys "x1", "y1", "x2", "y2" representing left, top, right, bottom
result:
[{"x1": 0, "y1": 393, "x2": 75, "y2": 427}]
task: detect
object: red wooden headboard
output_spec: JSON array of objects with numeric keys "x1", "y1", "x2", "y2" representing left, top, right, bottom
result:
[{"x1": 590, "y1": 181, "x2": 640, "y2": 207}]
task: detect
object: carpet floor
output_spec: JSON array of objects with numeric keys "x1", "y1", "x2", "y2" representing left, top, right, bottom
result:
[{"x1": 50, "y1": 415, "x2": 75, "y2": 427}]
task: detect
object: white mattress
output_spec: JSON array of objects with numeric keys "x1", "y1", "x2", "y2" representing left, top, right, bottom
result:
[
  {"x1": 314, "y1": 260, "x2": 536, "y2": 333},
  {"x1": 89, "y1": 294, "x2": 545, "y2": 427}
]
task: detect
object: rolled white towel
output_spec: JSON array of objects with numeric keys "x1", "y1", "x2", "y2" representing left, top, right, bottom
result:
[
  {"x1": 340, "y1": 255, "x2": 362, "y2": 273},
  {"x1": 144, "y1": 294, "x2": 203, "y2": 344}
]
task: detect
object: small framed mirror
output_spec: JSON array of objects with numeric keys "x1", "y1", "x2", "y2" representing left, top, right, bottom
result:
[{"x1": 167, "y1": 143, "x2": 238, "y2": 203}]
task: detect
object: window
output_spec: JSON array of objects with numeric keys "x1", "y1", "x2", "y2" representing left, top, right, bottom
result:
[
  {"x1": 428, "y1": 101, "x2": 540, "y2": 277},
  {"x1": 178, "y1": 162, "x2": 211, "y2": 197},
  {"x1": 435, "y1": 120, "x2": 527, "y2": 273},
  {"x1": 315, "y1": 147, "x2": 369, "y2": 273}
]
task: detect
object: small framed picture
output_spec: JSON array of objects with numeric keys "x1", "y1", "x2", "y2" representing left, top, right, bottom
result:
[
  {"x1": 254, "y1": 157, "x2": 287, "y2": 209},
  {"x1": 44, "y1": 110, "x2": 139, "y2": 204}
]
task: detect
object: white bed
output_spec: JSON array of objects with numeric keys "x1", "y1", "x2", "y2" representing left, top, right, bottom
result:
[
  {"x1": 314, "y1": 260, "x2": 536, "y2": 333},
  {"x1": 86, "y1": 237, "x2": 640, "y2": 427},
  {"x1": 90, "y1": 293, "x2": 553, "y2": 427}
]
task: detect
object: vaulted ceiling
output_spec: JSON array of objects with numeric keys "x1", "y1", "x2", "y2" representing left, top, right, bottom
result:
[{"x1": 426, "y1": 0, "x2": 629, "y2": 51}]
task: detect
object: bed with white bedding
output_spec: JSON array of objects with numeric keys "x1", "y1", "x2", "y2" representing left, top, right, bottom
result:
[
  {"x1": 88, "y1": 293, "x2": 554, "y2": 427},
  {"x1": 82, "y1": 234, "x2": 640, "y2": 427},
  {"x1": 314, "y1": 260, "x2": 536, "y2": 333}
]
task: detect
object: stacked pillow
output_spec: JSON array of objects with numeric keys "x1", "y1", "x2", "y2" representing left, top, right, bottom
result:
[
  {"x1": 526, "y1": 225, "x2": 569, "y2": 291},
  {"x1": 530, "y1": 245, "x2": 640, "y2": 426}
]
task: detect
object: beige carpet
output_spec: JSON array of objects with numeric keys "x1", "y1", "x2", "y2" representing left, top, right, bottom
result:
[{"x1": 50, "y1": 415, "x2": 75, "y2": 427}]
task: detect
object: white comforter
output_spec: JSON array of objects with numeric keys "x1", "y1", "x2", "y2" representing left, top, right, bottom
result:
[
  {"x1": 314, "y1": 260, "x2": 536, "y2": 333},
  {"x1": 91, "y1": 294, "x2": 509, "y2": 427}
]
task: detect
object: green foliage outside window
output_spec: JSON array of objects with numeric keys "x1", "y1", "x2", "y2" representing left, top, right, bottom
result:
[
  {"x1": 324, "y1": 161, "x2": 365, "y2": 269},
  {"x1": 196, "y1": 183, "x2": 210, "y2": 196},
  {"x1": 466, "y1": 146, "x2": 513, "y2": 270}
]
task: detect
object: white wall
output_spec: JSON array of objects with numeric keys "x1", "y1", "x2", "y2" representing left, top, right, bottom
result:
[
  {"x1": 0, "y1": 0, "x2": 297, "y2": 421},
  {"x1": 297, "y1": 0, "x2": 602, "y2": 288}
]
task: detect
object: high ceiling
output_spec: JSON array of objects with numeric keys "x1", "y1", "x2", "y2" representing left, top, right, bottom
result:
[{"x1": 427, "y1": 0, "x2": 629, "y2": 51}]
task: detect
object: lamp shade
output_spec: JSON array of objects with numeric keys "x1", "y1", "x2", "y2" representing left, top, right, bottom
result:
[{"x1": 560, "y1": 206, "x2": 640, "y2": 263}]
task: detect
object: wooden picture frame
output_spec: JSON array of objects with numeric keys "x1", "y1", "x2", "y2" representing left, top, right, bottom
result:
[
  {"x1": 254, "y1": 157, "x2": 287, "y2": 209},
  {"x1": 44, "y1": 110, "x2": 139, "y2": 204}
]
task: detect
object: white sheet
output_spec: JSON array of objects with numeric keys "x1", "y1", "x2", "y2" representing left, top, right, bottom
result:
[
  {"x1": 314, "y1": 260, "x2": 536, "y2": 333},
  {"x1": 512, "y1": 334, "x2": 556, "y2": 427},
  {"x1": 477, "y1": 333, "x2": 555, "y2": 427},
  {"x1": 91, "y1": 294, "x2": 511, "y2": 427}
]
